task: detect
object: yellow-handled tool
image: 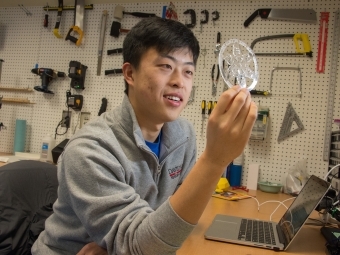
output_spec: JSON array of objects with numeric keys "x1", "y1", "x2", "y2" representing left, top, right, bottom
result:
[
  {"x1": 65, "y1": 26, "x2": 84, "y2": 46},
  {"x1": 293, "y1": 33, "x2": 312, "y2": 54},
  {"x1": 65, "y1": 0, "x2": 85, "y2": 46},
  {"x1": 207, "y1": 101, "x2": 212, "y2": 116},
  {"x1": 53, "y1": 0, "x2": 63, "y2": 38},
  {"x1": 201, "y1": 100, "x2": 206, "y2": 138},
  {"x1": 250, "y1": 33, "x2": 313, "y2": 57}
]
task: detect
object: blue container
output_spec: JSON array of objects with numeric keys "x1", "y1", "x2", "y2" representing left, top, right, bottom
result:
[
  {"x1": 13, "y1": 119, "x2": 26, "y2": 152},
  {"x1": 229, "y1": 164, "x2": 242, "y2": 187}
]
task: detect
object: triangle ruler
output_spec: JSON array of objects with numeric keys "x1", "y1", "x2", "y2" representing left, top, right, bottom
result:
[{"x1": 278, "y1": 102, "x2": 304, "y2": 142}]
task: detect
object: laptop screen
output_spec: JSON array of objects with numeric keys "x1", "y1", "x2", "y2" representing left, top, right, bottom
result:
[{"x1": 278, "y1": 175, "x2": 330, "y2": 245}]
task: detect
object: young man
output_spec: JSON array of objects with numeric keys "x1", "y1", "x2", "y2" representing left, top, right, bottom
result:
[{"x1": 32, "y1": 17, "x2": 257, "y2": 255}]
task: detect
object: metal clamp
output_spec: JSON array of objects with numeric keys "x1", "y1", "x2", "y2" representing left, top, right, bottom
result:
[
  {"x1": 198, "y1": 10, "x2": 209, "y2": 33},
  {"x1": 212, "y1": 10, "x2": 219, "y2": 26},
  {"x1": 269, "y1": 66, "x2": 302, "y2": 97},
  {"x1": 183, "y1": 9, "x2": 196, "y2": 28}
]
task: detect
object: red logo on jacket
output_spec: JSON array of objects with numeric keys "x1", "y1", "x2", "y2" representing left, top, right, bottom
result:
[{"x1": 168, "y1": 165, "x2": 182, "y2": 179}]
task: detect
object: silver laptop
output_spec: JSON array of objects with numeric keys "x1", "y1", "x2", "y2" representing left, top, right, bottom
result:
[{"x1": 204, "y1": 175, "x2": 330, "y2": 251}]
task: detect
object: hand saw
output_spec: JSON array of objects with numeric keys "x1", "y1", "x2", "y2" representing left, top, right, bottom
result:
[
  {"x1": 244, "y1": 8, "x2": 317, "y2": 27},
  {"x1": 65, "y1": 0, "x2": 85, "y2": 46}
]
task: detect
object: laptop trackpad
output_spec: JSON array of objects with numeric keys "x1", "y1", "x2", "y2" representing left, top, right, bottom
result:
[{"x1": 205, "y1": 215, "x2": 241, "y2": 240}]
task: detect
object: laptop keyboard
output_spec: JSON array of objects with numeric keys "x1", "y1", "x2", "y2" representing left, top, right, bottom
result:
[{"x1": 238, "y1": 219, "x2": 276, "y2": 245}]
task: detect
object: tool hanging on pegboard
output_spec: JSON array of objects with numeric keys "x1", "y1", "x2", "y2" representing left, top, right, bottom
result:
[
  {"x1": 164, "y1": 2, "x2": 178, "y2": 20},
  {"x1": 187, "y1": 86, "x2": 196, "y2": 105},
  {"x1": 212, "y1": 10, "x2": 219, "y2": 26},
  {"x1": 214, "y1": 32, "x2": 221, "y2": 57},
  {"x1": 110, "y1": 21, "x2": 130, "y2": 38},
  {"x1": 97, "y1": 10, "x2": 108, "y2": 76},
  {"x1": 211, "y1": 64, "x2": 219, "y2": 96},
  {"x1": 250, "y1": 34, "x2": 313, "y2": 57},
  {"x1": 244, "y1": 8, "x2": 317, "y2": 27},
  {"x1": 44, "y1": 3, "x2": 49, "y2": 27},
  {"x1": 53, "y1": 0, "x2": 63, "y2": 38},
  {"x1": 316, "y1": 12, "x2": 330, "y2": 73},
  {"x1": 0, "y1": 122, "x2": 6, "y2": 131},
  {"x1": 323, "y1": 10, "x2": 340, "y2": 161},
  {"x1": 198, "y1": 10, "x2": 208, "y2": 33},
  {"x1": 68, "y1": 61, "x2": 87, "y2": 90},
  {"x1": 278, "y1": 102, "x2": 304, "y2": 143},
  {"x1": 65, "y1": 0, "x2": 85, "y2": 46},
  {"x1": 18, "y1": 4, "x2": 32, "y2": 16},
  {"x1": 183, "y1": 9, "x2": 196, "y2": 28},
  {"x1": 31, "y1": 68, "x2": 66, "y2": 94},
  {"x1": 268, "y1": 66, "x2": 302, "y2": 97},
  {"x1": 114, "y1": 5, "x2": 156, "y2": 20}
]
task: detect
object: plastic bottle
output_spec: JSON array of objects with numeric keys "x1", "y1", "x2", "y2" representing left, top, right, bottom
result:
[{"x1": 40, "y1": 134, "x2": 56, "y2": 162}]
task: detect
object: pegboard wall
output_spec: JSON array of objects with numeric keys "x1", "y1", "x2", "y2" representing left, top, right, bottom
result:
[{"x1": 0, "y1": 0, "x2": 339, "y2": 186}]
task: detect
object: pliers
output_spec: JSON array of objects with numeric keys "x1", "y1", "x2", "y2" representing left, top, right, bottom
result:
[{"x1": 211, "y1": 64, "x2": 219, "y2": 96}]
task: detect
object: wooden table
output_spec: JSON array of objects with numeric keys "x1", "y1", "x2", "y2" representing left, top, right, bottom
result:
[
  {"x1": 177, "y1": 191, "x2": 327, "y2": 255},
  {"x1": 0, "y1": 152, "x2": 11, "y2": 167}
]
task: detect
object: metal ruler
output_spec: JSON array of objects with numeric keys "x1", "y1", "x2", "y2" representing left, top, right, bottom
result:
[
  {"x1": 97, "y1": 10, "x2": 108, "y2": 76},
  {"x1": 323, "y1": 10, "x2": 340, "y2": 161}
]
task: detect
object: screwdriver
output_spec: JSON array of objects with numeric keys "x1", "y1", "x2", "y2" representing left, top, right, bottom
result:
[
  {"x1": 208, "y1": 101, "x2": 212, "y2": 116},
  {"x1": 213, "y1": 101, "x2": 217, "y2": 111},
  {"x1": 250, "y1": 90, "x2": 271, "y2": 96},
  {"x1": 201, "y1": 100, "x2": 206, "y2": 137}
]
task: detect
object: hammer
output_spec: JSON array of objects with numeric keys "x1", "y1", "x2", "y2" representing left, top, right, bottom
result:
[
  {"x1": 114, "y1": 5, "x2": 156, "y2": 20},
  {"x1": 110, "y1": 21, "x2": 130, "y2": 38}
]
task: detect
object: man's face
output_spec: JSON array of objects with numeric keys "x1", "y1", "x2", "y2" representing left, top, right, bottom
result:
[{"x1": 126, "y1": 47, "x2": 195, "y2": 126}]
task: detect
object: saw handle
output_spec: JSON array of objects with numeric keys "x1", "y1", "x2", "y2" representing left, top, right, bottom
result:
[
  {"x1": 244, "y1": 8, "x2": 271, "y2": 27},
  {"x1": 65, "y1": 26, "x2": 84, "y2": 46},
  {"x1": 293, "y1": 34, "x2": 312, "y2": 54}
]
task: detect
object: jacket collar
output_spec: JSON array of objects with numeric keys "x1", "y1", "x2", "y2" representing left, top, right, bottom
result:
[{"x1": 117, "y1": 95, "x2": 188, "y2": 154}]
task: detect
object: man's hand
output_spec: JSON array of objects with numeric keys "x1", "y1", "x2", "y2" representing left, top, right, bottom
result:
[
  {"x1": 202, "y1": 86, "x2": 257, "y2": 169},
  {"x1": 170, "y1": 85, "x2": 257, "y2": 224},
  {"x1": 76, "y1": 242, "x2": 108, "y2": 255}
]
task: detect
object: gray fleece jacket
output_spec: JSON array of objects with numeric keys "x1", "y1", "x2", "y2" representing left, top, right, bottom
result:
[{"x1": 32, "y1": 95, "x2": 197, "y2": 255}]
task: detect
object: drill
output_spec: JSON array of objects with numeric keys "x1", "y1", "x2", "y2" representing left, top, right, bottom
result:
[{"x1": 31, "y1": 68, "x2": 66, "y2": 94}]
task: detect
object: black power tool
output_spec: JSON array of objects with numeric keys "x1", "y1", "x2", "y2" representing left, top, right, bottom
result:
[{"x1": 31, "y1": 68, "x2": 65, "y2": 94}]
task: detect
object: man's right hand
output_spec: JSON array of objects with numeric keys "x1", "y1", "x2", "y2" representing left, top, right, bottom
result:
[
  {"x1": 170, "y1": 85, "x2": 257, "y2": 225},
  {"x1": 76, "y1": 242, "x2": 108, "y2": 255},
  {"x1": 202, "y1": 85, "x2": 257, "y2": 171}
]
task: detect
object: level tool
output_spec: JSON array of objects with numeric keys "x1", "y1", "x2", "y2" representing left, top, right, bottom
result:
[
  {"x1": 97, "y1": 10, "x2": 108, "y2": 76},
  {"x1": 323, "y1": 11, "x2": 340, "y2": 161},
  {"x1": 316, "y1": 12, "x2": 329, "y2": 73},
  {"x1": 278, "y1": 102, "x2": 304, "y2": 143}
]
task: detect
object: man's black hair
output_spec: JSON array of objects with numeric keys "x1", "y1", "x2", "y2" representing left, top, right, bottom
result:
[{"x1": 123, "y1": 17, "x2": 200, "y2": 94}]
